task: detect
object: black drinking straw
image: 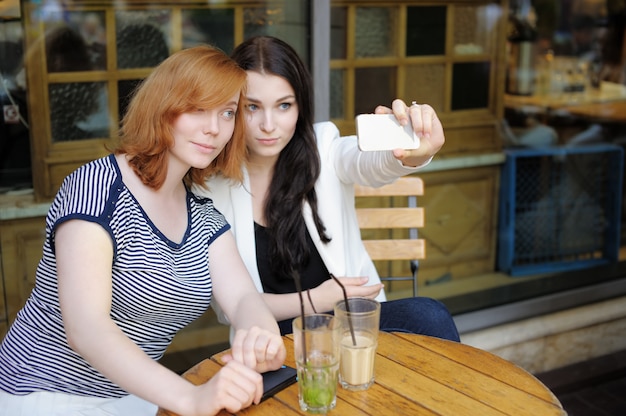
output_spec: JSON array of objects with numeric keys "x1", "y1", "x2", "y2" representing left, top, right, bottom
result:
[
  {"x1": 329, "y1": 273, "x2": 357, "y2": 346},
  {"x1": 293, "y1": 271, "x2": 308, "y2": 362}
]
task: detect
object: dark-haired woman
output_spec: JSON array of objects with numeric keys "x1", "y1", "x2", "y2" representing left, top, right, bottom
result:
[{"x1": 199, "y1": 36, "x2": 460, "y2": 342}]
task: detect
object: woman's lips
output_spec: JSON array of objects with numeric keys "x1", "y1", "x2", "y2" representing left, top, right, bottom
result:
[
  {"x1": 194, "y1": 142, "x2": 217, "y2": 154},
  {"x1": 257, "y1": 138, "x2": 278, "y2": 145}
]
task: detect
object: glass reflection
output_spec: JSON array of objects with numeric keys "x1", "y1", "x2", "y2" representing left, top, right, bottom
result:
[
  {"x1": 331, "y1": 7, "x2": 347, "y2": 60},
  {"x1": 244, "y1": 6, "x2": 281, "y2": 38},
  {"x1": 49, "y1": 82, "x2": 108, "y2": 141},
  {"x1": 355, "y1": 7, "x2": 395, "y2": 58},
  {"x1": 0, "y1": 20, "x2": 31, "y2": 190},
  {"x1": 118, "y1": 79, "x2": 142, "y2": 120},
  {"x1": 45, "y1": 25, "x2": 93, "y2": 73},
  {"x1": 243, "y1": 5, "x2": 309, "y2": 64},
  {"x1": 182, "y1": 9, "x2": 235, "y2": 51},
  {"x1": 45, "y1": 11, "x2": 107, "y2": 71},
  {"x1": 453, "y1": 5, "x2": 496, "y2": 56},
  {"x1": 330, "y1": 69, "x2": 344, "y2": 119},
  {"x1": 115, "y1": 10, "x2": 170, "y2": 69}
]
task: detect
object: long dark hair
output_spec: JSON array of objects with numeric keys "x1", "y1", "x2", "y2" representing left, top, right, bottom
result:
[{"x1": 231, "y1": 36, "x2": 331, "y2": 280}]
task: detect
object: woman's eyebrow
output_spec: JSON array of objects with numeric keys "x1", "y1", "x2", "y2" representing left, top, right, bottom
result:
[{"x1": 246, "y1": 95, "x2": 295, "y2": 103}]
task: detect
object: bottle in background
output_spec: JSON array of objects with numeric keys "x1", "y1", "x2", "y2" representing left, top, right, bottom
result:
[
  {"x1": 506, "y1": 0, "x2": 538, "y2": 96},
  {"x1": 535, "y1": 49, "x2": 554, "y2": 95}
]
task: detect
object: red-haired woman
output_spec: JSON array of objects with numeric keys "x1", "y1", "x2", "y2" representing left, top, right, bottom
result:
[{"x1": 0, "y1": 45, "x2": 285, "y2": 416}]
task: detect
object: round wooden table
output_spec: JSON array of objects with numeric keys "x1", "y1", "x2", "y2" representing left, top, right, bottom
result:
[{"x1": 157, "y1": 332, "x2": 565, "y2": 415}]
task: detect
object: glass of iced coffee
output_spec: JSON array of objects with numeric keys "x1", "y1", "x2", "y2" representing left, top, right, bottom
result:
[{"x1": 334, "y1": 297, "x2": 380, "y2": 391}]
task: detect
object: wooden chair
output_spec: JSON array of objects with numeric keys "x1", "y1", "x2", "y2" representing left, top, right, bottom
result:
[{"x1": 354, "y1": 176, "x2": 425, "y2": 297}]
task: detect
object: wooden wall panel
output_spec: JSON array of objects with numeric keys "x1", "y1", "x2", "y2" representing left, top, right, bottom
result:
[
  {"x1": 0, "y1": 217, "x2": 46, "y2": 337},
  {"x1": 417, "y1": 165, "x2": 501, "y2": 285}
]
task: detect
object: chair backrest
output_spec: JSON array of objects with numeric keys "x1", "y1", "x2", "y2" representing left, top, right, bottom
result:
[{"x1": 354, "y1": 176, "x2": 425, "y2": 297}]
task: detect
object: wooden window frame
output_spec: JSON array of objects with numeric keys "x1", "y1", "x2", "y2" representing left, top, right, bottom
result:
[
  {"x1": 22, "y1": 0, "x2": 312, "y2": 200},
  {"x1": 329, "y1": 0, "x2": 507, "y2": 157}
]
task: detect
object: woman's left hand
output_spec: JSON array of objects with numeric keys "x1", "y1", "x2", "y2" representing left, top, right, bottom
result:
[
  {"x1": 224, "y1": 326, "x2": 287, "y2": 373},
  {"x1": 374, "y1": 99, "x2": 445, "y2": 167}
]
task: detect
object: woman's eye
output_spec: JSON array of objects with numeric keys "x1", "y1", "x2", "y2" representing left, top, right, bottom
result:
[
  {"x1": 222, "y1": 110, "x2": 235, "y2": 120},
  {"x1": 279, "y1": 102, "x2": 292, "y2": 110},
  {"x1": 247, "y1": 104, "x2": 259, "y2": 111}
]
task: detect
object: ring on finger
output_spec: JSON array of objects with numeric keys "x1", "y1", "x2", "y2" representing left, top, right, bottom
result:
[{"x1": 411, "y1": 100, "x2": 418, "y2": 107}]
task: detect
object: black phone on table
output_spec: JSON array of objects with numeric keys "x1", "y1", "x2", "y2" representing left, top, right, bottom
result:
[{"x1": 261, "y1": 365, "x2": 298, "y2": 402}]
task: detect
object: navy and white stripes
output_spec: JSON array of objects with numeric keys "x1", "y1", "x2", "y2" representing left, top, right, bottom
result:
[{"x1": 0, "y1": 154, "x2": 227, "y2": 398}]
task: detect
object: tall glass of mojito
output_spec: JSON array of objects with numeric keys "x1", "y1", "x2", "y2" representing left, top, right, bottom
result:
[{"x1": 292, "y1": 314, "x2": 340, "y2": 414}]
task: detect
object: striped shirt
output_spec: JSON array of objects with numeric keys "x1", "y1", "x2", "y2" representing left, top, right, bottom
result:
[{"x1": 0, "y1": 154, "x2": 228, "y2": 398}]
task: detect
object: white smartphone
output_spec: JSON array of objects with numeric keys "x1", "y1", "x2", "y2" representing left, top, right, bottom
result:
[{"x1": 356, "y1": 114, "x2": 420, "y2": 152}]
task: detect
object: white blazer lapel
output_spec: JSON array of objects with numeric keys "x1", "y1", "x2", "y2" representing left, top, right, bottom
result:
[
  {"x1": 302, "y1": 201, "x2": 347, "y2": 278},
  {"x1": 229, "y1": 171, "x2": 264, "y2": 293}
]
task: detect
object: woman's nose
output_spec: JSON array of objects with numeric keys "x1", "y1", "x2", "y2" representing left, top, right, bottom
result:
[
  {"x1": 202, "y1": 114, "x2": 219, "y2": 135},
  {"x1": 260, "y1": 111, "x2": 275, "y2": 132}
]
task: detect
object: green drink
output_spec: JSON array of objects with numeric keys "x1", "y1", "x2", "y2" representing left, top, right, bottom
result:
[
  {"x1": 293, "y1": 314, "x2": 341, "y2": 414},
  {"x1": 297, "y1": 355, "x2": 339, "y2": 413}
]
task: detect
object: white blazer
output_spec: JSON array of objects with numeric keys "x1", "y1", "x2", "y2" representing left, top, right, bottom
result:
[{"x1": 197, "y1": 122, "x2": 423, "y2": 324}]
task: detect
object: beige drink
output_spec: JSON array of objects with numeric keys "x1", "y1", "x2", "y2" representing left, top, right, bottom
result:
[
  {"x1": 339, "y1": 332, "x2": 376, "y2": 390},
  {"x1": 335, "y1": 298, "x2": 380, "y2": 391}
]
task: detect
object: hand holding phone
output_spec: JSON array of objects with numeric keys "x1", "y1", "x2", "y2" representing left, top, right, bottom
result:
[{"x1": 356, "y1": 113, "x2": 420, "y2": 152}]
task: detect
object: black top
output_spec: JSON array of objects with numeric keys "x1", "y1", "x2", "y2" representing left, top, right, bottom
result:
[
  {"x1": 254, "y1": 221, "x2": 330, "y2": 293},
  {"x1": 254, "y1": 221, "x2": 330, "y2": 334}
]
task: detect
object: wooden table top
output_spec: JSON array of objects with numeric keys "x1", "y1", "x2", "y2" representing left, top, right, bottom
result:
[
  {"x1": 562, "y1": 100, "x2": 626, "y2": 123},
  {"x1": 157, "y1": 332, "x2": 566, "y2": 415},
  {"x1": 504, "y1": 81, "x2": 626, "y2": 124},
  {"x1": 504, "y1": 81, "x2": 626, "y2": 110}
]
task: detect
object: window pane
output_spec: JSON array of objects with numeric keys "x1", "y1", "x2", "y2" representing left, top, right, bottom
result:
[
  {"x1": 404, "y1": 64, "x2": 445, "y2": 113},
  {"x1": 330, "y1": 69, "x2": 345, "y2": 119},
  {"x1": 75, "y1": 12, "x2": 107, "y2": 70},
  {"x1": 0, "y1": 19, "x2": 30, "y2": 191},
  {"x1": 244, "y1": 4, "x2": 310, "y2": 65},
  {"x1": 118, "y1": 79, "x2": 143, "y2": 120},
  {"x1": 452, "y1": 62, "x2": 490, "y2": 110},
  {"x1": 453, "y1": 5, "x2": 497, "y2": 56},
  {"x1": 331, "y1": 6, "x2": 347, "y2": 60},
  {"x1": 45, "y1": 11, "x2": 107, "y2": 72},
  {"x1": 49, "y1": 82, "x2": 108, "y2": 141},
  {"x1": 116, "y1": 10, "x2": 170, "y2": 69},
  {"x1": 0, "y1": 83, "x2": 30, "y2": 187},
  {"x1": 406, "y1": 6, "x2": 446, "y2": 56},
  {"x1": 355, "y1": 7, "x2": 396, "y2": 58},
  {"x1": 354, "y1": 67, "x2": 395, "y2": 116},
  {"x1": 10, "y1": 0, "x2": 314, "y2": 203},
  {"x1": 182, "y1": 9, "x2": 235, "y2": 52},
  {"x1": 44, "y1": 27, "x2": 95, "y2": 73}
]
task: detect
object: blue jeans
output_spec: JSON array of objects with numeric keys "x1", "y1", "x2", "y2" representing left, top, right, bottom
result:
[
  {"x1": 277, "y1": 297, "x2": 460, "y2": 342},
  {"x1": 379, "y1": 297, "x2": 460, "y2": 342}
]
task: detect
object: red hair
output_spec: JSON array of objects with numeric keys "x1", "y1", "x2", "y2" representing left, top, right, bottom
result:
[{"x1": 115, "y1": 45, "x2": 247, "y2": 189}]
